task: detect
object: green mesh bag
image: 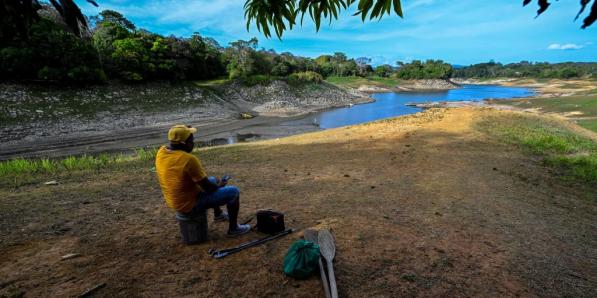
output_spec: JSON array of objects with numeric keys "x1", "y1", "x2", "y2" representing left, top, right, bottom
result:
[{"x1": 283, "y1": 240, "x2": 321, "y2": 279}]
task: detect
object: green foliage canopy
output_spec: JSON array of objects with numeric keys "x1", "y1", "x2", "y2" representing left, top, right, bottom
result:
[
  {"x1": 395, "y1": 60, "x2": 453, "y2": 80},
  {"x1": 374, "y1": 64, "x2": 393, "y2": 77},
  {"x1": 0, "y1": 18, "x2": 105, "y2": 82}
]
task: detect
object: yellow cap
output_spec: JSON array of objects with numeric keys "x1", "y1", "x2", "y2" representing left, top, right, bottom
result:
[{"x1": 168, "y1": 125, "x2": 197, "y2": 144}]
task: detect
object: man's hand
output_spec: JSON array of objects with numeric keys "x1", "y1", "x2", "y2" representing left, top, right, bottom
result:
[{"x1": 219, "y1": 175, "x2": 231, "y2": 187}]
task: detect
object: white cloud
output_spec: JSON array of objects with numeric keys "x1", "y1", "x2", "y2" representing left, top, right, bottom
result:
[{"x1": 547, "y1": 43, "x2": 584, "y2": 50}]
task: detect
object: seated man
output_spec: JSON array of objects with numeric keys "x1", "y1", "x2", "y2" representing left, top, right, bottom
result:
[{"x1": 155, "y1": 124, "x2": 251, "y2": 236}]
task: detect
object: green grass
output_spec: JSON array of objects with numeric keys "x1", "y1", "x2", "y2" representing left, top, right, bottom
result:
[
  {"x1": 497, "y1": 94, "x2": 597, "y2": 133},
  {"x1": 478, "y1": 113, "x2": 597, "y2": 184},
  {"x1": 0, "y1": 145, "x2": 252, "y2": 188},
  {"x1": 325, "y1": 76, "x2": 402, "y2": 89},
  {"x1": 0, "y1": 147, "x2": 160, "y2": 187},
  {"x1": 498, "y1": 94, "x2": 597, "y2": 116},
  {"x1": 193, "y1": 77, "x2": 230, "y2": 87},
  {"x1": 578, "y1": 119, "x2": 597, "y2": 132}
]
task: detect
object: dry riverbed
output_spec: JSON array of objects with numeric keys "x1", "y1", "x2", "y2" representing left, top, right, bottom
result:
[{"x1": 0, "y1": 81, "x2": 369, "y2": 160}]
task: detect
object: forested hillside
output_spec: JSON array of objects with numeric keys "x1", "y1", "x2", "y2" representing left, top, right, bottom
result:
[{"x1": 0, "y1": 6, "x2": 370, "y2": 84}]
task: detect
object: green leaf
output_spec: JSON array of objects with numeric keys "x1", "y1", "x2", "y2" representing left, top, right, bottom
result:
[
  {"x1": 370, "y1": 0, "x2": 385, "y2": 19},
  {"x1": 393, "y1": 0, "x2": 403, "y2": 17}
]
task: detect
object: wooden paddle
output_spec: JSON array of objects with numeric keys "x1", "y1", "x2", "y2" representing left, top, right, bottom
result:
[
  {"x1": 304, "y1": 229, "x2": 331, "y2": 298},
  {"x1": 318, "y1": 229, "x2": 338, "y2": 298}
]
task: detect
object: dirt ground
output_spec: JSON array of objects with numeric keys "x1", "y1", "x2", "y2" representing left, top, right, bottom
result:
[{"x1": 1, "y1": 108, "x2": 596, "y2": 297}]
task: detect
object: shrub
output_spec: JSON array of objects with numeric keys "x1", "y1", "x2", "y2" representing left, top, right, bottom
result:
[
  {"x1": 287, "y1": 71, "x2": 323, "y2": 84},
  {"x1": 240, "y1": 74, "x2": 272, "y2": 86}
]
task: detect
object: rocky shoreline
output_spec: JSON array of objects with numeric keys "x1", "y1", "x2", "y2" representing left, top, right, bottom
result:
[
  {"x1": 396, "y1": 79, "x2": 460, "y2": 91},
  {"x1": 357, "y1": 79, "x2": 460, "y2": 93}
]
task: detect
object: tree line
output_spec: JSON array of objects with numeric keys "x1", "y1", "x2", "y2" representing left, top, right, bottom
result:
[
  {"x1": 453, "y1": 61, "x2": 597, "y2": 79},
  {"x1": 371, "y1": 60, "x2": 453, "y2": 80}
]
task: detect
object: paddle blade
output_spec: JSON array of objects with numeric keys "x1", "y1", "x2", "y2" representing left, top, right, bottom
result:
[
  {"x1": 318, "y1": 229, "x2": 336, "y2": 260},
  {"x1": 304, "y1": 229, "x2": 319, "y2": 243}
]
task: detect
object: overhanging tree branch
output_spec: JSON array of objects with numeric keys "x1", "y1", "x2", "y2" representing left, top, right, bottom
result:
[{"x1": 244, "y1": 0, "x2": 597, "y2": 38}]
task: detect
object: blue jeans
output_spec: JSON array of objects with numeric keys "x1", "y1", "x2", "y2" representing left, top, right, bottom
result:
[{"x1": 190, "y1": 177, "x2": 240, "y2": 216}]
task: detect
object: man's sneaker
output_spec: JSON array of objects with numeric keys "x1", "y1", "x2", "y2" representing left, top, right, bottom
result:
[
  {"x1": 214, "y1": 212, "x2": 229, "y2": 222},
  {"x1": 228, "y1": 224, "x2": 251, "y2": 236}
]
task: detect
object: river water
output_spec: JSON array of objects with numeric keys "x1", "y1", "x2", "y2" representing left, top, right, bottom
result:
[{"x1": 308, "y1": 84, "x2": 534, "y2": 129}]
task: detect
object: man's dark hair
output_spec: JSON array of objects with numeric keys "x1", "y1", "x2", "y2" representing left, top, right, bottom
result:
[{"x1": 169, "y1": 134, "x2": 194, "y2": 152}]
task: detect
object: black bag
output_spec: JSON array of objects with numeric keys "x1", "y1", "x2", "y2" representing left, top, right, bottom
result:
[{"x1": 256, "y1": 210, "x2": 285, "y2": 234}]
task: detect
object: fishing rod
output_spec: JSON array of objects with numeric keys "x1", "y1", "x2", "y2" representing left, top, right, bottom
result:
[{"x1": 208, "y1": 229, "x2": 294, "y2": 259}]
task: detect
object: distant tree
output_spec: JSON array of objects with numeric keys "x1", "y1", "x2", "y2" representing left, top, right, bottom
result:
[
  {"x1": 331, "y1": 52, "x2": 348, "y2": 64},
  {"x1": 91, "y1": 9, "x2": 135, "y2": 73},
  {"x1": 224, "y1": 38, "x2": 261, "y2": 79},
  {"x1": 395, "y1": 60, "x2": 452, "y2": 80},
  {"x1": 187, "y1": 33, "x2": 226, "y2": 79},
  {"x1": 374, "y1": 64, "x2": 393, "y2": 77},
  {"x1": 355, "y1": 57, "x2": 373, "y2": 76},
  {"x1": 314, "y1": 55, "x2": 334, "y2": 77},
  {"x1": 90, "y1": 9, "x2": 135, "y2": 32},
  {"x1": 355, "y1": 57, "x2": 371, "y2": 66},
  {"x1": 342, "y1": 59, "x2": 358, "y2": 76}
]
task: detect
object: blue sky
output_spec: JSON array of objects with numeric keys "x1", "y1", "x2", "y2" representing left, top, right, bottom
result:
[{"x1": 79, "y1": 0, "x2": 596, "y2": 65}]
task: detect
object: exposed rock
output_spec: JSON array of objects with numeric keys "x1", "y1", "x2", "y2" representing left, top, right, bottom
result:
[
  {"x1": 61, "y1": 253, "x2": 81, "y2": 260},
  {"x1": 357, "y1": 85, "x2": 392, "y2": 93},
  {"x1": 398, "y1": 79, "x2": 460, "y2": 90},
  {"x1": 219, "y1": 81, "x2": 370, "y2": 117}
]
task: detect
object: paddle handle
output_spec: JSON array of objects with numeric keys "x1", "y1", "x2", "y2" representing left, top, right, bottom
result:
[
  {"x1": 326, "y1": 259, "x2": 338, "y2": 298},
  {"x1": 318, "y1": 258, "x2": 331, "y2": 298}
]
